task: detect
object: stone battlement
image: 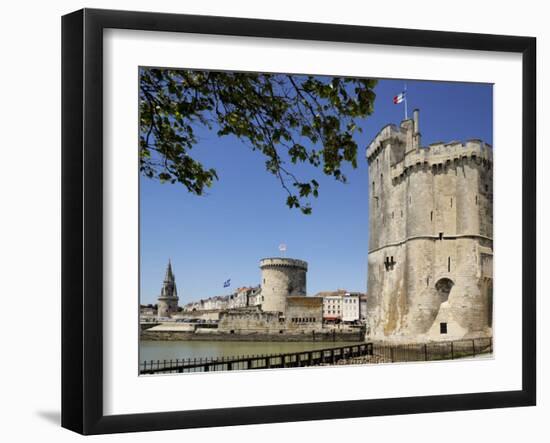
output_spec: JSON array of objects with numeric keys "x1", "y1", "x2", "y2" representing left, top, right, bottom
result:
[
  {"x1": 390, "y1": 140, "x2": 493, "y2": 183},
  {"x1": 366, "y1": 120, "x2": 492, "y2": 164},
  {"x1": 366, "y1": 123, "x2": 406, "y2": 161},
  {"x1": 260, "y1": 258, "x2": 308, "y2": 270}
]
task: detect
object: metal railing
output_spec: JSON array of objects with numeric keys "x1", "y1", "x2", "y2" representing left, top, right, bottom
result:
[
  {"x1": 370, "y1": 337, "x2": 493, "y2": 363},
  {"x1": 139, "y1": 337, "x2": 493, "y2": 374},
  {"x1": 140, "y1": 343, "x2": 373, "y2": 374}
]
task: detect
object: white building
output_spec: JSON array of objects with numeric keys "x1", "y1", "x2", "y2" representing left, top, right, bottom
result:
[
  {"x1": 316, "y1": 290, "x2": 364, "y2": 323},
  {"x1": 322, "y1": 295, "x2": 343, "y2": 322},
  {"x1": 202, "y1": 295, "x2": 229, "y2": 310},
  {"x1": 182, "y1": 286, "x2": 262, "y2": 312},
  {"x1": 342, "y1": 293, "x2": 360, "y2": 322}
]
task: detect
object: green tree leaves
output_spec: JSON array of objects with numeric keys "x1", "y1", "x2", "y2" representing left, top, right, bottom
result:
[{"x1": 139, "y1": 68, "x2": 377, "y2": 214}]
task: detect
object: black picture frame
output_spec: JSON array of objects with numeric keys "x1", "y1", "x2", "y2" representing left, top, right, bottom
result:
[{"x1": 61, "y1": 8, "x2": 537, "y2": 435}]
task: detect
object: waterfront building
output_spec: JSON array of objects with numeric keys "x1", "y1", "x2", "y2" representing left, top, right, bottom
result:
[
  {"x1": 322, "y1": 294, "x2": 343, "y2": 322},
  {"x1": 342, "y1": 293, "x2": 360, "y2": 323},
  {"x1": 315, "y1": 290, "x2": 364, "y2": 323}
]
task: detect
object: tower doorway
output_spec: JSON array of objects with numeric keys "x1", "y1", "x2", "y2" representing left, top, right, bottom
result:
[{"x1": 434, "y1": 278, "x2": 454, "y2": 333}]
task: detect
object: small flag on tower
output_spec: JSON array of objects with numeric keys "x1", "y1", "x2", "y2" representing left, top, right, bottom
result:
[
  {"x1": 393, "y1": 91, "x2": 406, "y2": 104},
  {"x1": 394, "y1": 84, "x2": 408, "y2": 119},
  {"x1": 223, "y1": 279, "x2": 231, "y2": 288}
]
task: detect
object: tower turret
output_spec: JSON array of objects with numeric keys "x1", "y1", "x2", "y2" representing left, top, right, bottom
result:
[
  {"x1": 260, "y1": 258, "x2": 307, "y2": 313},
  {"x1": 157, "y1": 259, "x2": 179, "y2": 319}
]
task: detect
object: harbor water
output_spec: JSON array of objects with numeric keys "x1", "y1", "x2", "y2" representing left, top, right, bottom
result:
[{"x1": 140, "y1": 340, "x2": 362, "y2": 363}]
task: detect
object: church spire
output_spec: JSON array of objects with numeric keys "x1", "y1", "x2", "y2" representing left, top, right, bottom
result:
[
  {"x1": 164, "y1": 258, "x2": 174, "y2": 282},
  {"x1": 160, "y1": 259, "x2": 178, "y2": 298}
]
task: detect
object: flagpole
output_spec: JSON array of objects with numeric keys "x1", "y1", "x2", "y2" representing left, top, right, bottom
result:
[{"x1": 404, "y1": 83, "x2": 408, "y2": 120}]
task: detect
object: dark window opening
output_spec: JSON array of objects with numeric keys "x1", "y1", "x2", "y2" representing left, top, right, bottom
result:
[
  {"x1": 430, "y1": 211, "x2": 433, "y2": 221},
  {"x1": 485, "y1": 184, "x2": 489, "y2": 192},
  {"x1": 279, "y1": 330, "x2": 284, "y2": 334},
  {"x1": 440, "y1": 322, "x2": 448, "y2": 334},
  {"x1": 384, "y1": 256, "x2": 396, "y2": 271},
  {"x1": 426, "y1": 277, "x2": 430, "y2": 287},
  {"x1": 450, "y1": 197, "x2": 453, "y2": 208},
  {"x1": 401, "y1": 210, "x2": 403, "y2": 217},
  {"x1": 448, "y1": 256, "x2": 451, "y2": 272},
  {"x1": 475, "y1": 195, "x2": 478, "y2": 205},
  {"x1": 392, "y1": 211, "x2": 394, "y2": 219},
  {"x1": 439, "y1": 232, "x2": 443, "y2": 240},
  {"x1": 230, "y1": 330, "x2": 235, "y2": 334},
  {"x1": 372, "y1": 181, "x2": 375, "y2": 193}
]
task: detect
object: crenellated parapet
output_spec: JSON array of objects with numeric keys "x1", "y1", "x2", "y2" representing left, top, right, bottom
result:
[
  {"x1": 260, "y1": 258, "x2": 308, "y2": 271},
  {"x1": 390, "y1": 140, "x2": 493, "y2": 183}
]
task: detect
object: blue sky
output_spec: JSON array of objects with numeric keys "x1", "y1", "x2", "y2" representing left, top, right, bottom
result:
[{"x1": 140, "y1": 76, "x2": 492, "y2": 305}]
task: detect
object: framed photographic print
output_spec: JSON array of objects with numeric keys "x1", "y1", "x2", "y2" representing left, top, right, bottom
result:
[{"x1": 61, "y1": 8, "x2": 536, "y2": 435}]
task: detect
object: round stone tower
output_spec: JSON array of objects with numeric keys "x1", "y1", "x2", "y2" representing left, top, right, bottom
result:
[
  {"x1": 260, "y1": 258, "x2": 307, "y2": 313},
  {"x1": 157, "y1": 260, "x2": 179, "y2": 319}
]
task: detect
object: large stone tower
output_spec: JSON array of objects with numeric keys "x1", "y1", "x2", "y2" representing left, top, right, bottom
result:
[
  {"x1": 366, "y1": 110, "x2": 493, "y2": 342},
  {"x1": 157, "y1": 260, "x2": 179, "y2": 319},
  {"x1": 260, "y1": 258, "x2": 308, "y2": 313}
]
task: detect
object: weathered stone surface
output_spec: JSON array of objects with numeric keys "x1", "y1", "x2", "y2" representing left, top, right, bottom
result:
[{"x1": 366, "y1": 110, "x2": 493, "y2": 343}]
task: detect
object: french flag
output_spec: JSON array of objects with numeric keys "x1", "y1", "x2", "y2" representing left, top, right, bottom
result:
[{"x1": 393, "y1": 92, "x2": 406, "y2": 104}]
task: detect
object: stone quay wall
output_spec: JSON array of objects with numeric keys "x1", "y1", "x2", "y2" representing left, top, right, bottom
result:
[{"x1": 140, "y1": 329, "x2": 363, "y2": 342}]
